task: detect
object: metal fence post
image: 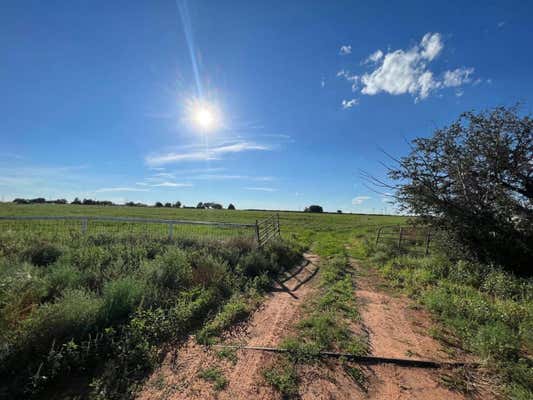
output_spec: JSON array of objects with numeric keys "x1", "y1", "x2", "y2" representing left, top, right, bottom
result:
[
  {"x1": 81, "y1": 218, "x2": 88, "y2": 234},
  {"x1": 168, "y1": 223, "x2": 174, "y2": 240},
  {"x1": 276, "y1": 213, "x2": 281, "y2": 237},
  {"x1": 424, "y1": 231, "x2": 431, "y2": 256},
  {"x1": 255, "y1": 220, "x2": 261, "y2": 246},
  {"x1": 398, "y1": 227, "x2": 403, "y2": 250},
  {"x1": 376, "y1": 226, "x2": 382, "y2": 245}
]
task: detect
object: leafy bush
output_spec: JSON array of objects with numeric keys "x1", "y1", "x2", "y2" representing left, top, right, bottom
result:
[
  {"x1": 102, "y1": 277, "x2": 146, "y2": 322},
  {"x1": 144, "y1": 248, "x2": 192, "y2": 290},
  {"x1": 23, "y1": 241, "x2": 62, "y2": 267}
]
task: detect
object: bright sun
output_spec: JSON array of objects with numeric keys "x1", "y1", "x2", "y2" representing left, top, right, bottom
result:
[
  {"x1": 193, "y1": 107, "x2": 215, "y2": 129},
  {"x1": 186, "y1": 99, "x2": 221, "y2": 133}
]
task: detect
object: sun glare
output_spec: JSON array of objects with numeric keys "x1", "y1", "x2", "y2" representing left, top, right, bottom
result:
[
  {"x1": 193, "y1": 107, "x2": 214, "y2": 129},
  {"x1": 187, "y1": 100, "x2": 220, "y2": 133}
]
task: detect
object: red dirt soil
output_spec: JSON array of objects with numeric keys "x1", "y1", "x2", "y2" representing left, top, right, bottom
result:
[
  {"x1": 354, "y1": 261, "x2": 495, "y2": 400},
  {"x1": 136, "y1": 256, "x2": 493, "y2": 400}
]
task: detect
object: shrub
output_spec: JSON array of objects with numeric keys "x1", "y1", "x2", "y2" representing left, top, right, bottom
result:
[
  {"x1": 144, "y1": 248, "x2": 192, "y2": 290},
  {"x1": 18, "y1": 289, "x2": 103, "y2": 353},
  {"x1": 23, "y1": 241, "x2": 62, "y2": 267},
  {"x1": 102, "y1": 277, "x2": 146, "y2": 322}
]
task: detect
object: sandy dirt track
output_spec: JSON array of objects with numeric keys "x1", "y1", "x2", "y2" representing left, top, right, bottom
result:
[{"x1": 137, "y1": 256, "x2": 492, "y2": 400}]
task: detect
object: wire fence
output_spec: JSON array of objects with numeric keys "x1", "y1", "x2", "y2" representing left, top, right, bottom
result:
[
  {"x1": 0, "y1": 216, "x2": 262, "y2": 243},
  {"x1": 375, "y1": 225, "x2": 433, "y2": 256}
]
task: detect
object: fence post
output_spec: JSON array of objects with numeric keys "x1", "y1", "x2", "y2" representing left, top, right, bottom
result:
[
  {"x1": 81, "y1": 218, "x2": 88, "y2": 235},
  {"x1": 276, "y1": 213, "x2": 281, "y2": 237},
  {"x1": 376, "y1": 227, "x2": 382, "y2": 245},
  {"x1": 168, "y1": 223, "x2": 174, "y2": 240},
  {"x1": 398, "y1": 227, "x2": 403, "y2": 250},
  {"x1": 255, "y1": 220, "x2": 261, "y2": 246},
  {"x1": 424, "y1": 231, "x2": 431, "y2": 256}
]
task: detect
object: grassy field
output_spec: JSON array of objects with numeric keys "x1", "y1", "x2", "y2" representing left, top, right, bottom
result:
[
  {"x1": 0, "y1": 203, "x2": 404, "y2": 399},
  {"x1": 8, "y1": 203, "x2": 531, "y2": 399},
  {"x1": 0, "y1": 203, "x2": 406, "y2": 256}
]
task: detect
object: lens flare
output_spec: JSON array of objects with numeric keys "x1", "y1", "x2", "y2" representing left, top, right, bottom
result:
[{"x1": 186, "y1": 99, "x2": 221, "y2": 133}]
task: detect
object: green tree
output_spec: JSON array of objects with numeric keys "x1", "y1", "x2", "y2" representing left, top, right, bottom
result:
[{"x1": 388, "y1": 106, "x2": 532, "y2": 274}]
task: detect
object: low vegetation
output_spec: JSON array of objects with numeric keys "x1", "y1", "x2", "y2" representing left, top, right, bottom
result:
[
  {"x1": 263, "y1": 253, "x2": 367, "y2": 397},
  {"x1": 363, "y1": 239, "x2": 533, "y2": 399},
  {"x1": 0, "y1": 230, "x2": 302, "y2": 399}
]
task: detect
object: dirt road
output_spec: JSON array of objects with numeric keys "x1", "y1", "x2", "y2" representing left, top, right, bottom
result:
[
  {"x1": 137, "y1": 256, "x2": 490, "y2": 400},
  {"x1": 353, "y1": 261, "x2": 483, "y2": 399}
]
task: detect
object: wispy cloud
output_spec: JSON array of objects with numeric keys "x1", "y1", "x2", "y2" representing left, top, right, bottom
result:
[
  {"x1": 342, "y1": 99, "x2": 359, "y2": 109},
  {"x1": 352, "y1": 195, "x2": 371, "y2": 205},
  {"x1": 146, "y1": 141, "x2": 271, "y2": 166},
  {"x1": 443, "y1": 67, "x2": 474, "y2": 87},
  {"x1": 151, "y1": 182, "x2": 193, "y2": 187},
  {"x1": 95, "y1": 187, "x2": 150, "y2": 193},
  {"x1": 356, "y1": 33, "x2": 475, "y2": 101},
  {"x1": 337, "y1": 69, "x2": 359, "y2": 91},
  {"x1": 339, "y1": 45, "x2": 352, "y2": 55},
  {"x1": 193, "y1": 174, "x2": 274, "y2": 181},
  {"x1": 364, "y1": 49, "x2": 383, "y2": 64},
  {"x1": 245, "y1": 187, "x2": 278, "y2": 192}
]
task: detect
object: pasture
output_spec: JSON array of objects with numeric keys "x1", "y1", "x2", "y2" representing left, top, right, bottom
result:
[{"x1": 0, "y1": 203, "x2": 404, "y2": 399}]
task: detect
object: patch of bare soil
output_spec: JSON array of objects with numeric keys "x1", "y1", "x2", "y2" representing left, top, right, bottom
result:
[
  {"x1": 136, "y1": 253, "x2": 321, "y2": 400},
  {"x1": 354, "y1": 261, "x2": 495, "y2": 400}
]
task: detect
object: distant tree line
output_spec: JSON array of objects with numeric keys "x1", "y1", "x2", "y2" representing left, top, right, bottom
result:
[
  {"x1": 12, "y1": 197, "x2": 237, "y2": 210},
  {"x1": 13, "y1": 198, "x2": 67, "y2": 204}
]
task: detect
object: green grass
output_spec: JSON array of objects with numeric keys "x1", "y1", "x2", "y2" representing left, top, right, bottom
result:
[
  {"x1": 0, "y1": 202, "x2": 404, "y2": 399},
  {"x1": 0, "y1": 202, "x2": 405, "y2": 256},
  {"x1": 262, "y1": 360, "x2": 299, "y2": 399},
  {"x1": 264, "y1": 254, "x2": 368, "y2": 396},
  {"x1": 198, "y1": 366, "x2": 228, "y2": 391}
]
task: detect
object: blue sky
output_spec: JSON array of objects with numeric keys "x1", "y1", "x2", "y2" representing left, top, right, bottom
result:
[{"x1": 1, "y1": 0, "x2": 533, "y2": 212}]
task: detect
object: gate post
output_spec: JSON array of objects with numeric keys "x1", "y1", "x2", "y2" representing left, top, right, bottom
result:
[
  {"x1": 168, "y1": 223, "x2": 174, "y2": 240},
  {"x1": 255, "y1": 220, "x2": 260, "y2": 246},
  {"x1": 81, "y1": 218, "x2": 88, "y2": 235}
]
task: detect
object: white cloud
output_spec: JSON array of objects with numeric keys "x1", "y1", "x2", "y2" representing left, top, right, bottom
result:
[
  {"x1": 95, "y1": 187, "x2": 150, "y2": 193},
  {"x1": 358, "y1": 33, "x2": 474, "y2": 101},
  {"x1": 420, "y1": 32, "x2": 443, "y2": 60},
  {"x1": 352, "y1": 195, "x2": 371, "y2": 205},
  {"x1": 497, "y1": 21, "x2": 506, "y2": 28},
  {"x1": 342, "y1": 98, "x2": 359, "y2": 109},
  {"x1": 443, "y1": 67, "x2": 474, "y2": 87},
  {"x1": 245, "y1": 187, "x2": 278, "y2": 192},
  {"x1": 339, "y1": 45, "x2": 352, "y2": 55},
  {"x1": 146, "y1": 141, "x2": 271, "y2": 166},
  {"x1": 151, "y1": 182, "x2": 193, "y2": 187},
  {"x1": 365, "y1": 49, "x2": 383, "y2": 63}
]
